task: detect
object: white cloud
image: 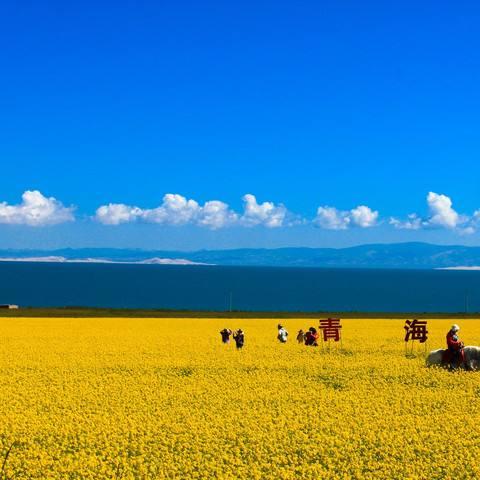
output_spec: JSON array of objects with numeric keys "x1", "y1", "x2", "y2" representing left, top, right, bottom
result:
[
  {"x1": 141, "y1": 194, "x2": 201, "y2": 225},
  {"x1": 96, "y1": 194, "x2": 239, "y2": 229},
  {"x1": 460, "y1": 226, "x2": 476, "y2": 236},
  {"x1": 196, "y1": 200, "x2": 238, "y2": 229},
  {"x1": 95, "y1": 193, "x2": 291, "y2": 229},
  {"x1": 465, "y1": 210, "x2": 480, "y2": 235},
  {"x1": 95, "y1": 203, "x2": 142, "y2": 225},
  {"x1": 390, "y1": 192, "x2": 475, "y2": 233},
  {"x1": 427, "y1": 192, "x2": 461, "y2": 229},
  {"x1": 314, "y1": 206, "x2": 350, "y2": 230},
  {"x1": 240, "y1": 194, "x2": 287, "y2": 228},
  {"x1": 389, "y1": 213, "x2": 423, "y2": 230},
  {"x1": 350, "y1": 205, "x2": 379, "y2": 227},
  {"x1": 0, "y1": 190, "x2": 74, "y2": 226},
  {"x1": 93, "y1": 191, "x2": 480, "y2": 234},
  {"x1": 314, "y1": 205, "x2": 378, "y2": 230}
]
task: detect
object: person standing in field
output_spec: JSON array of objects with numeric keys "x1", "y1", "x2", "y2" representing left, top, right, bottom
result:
[
  {"x1": 296, "y1": 329, "x2": 306, "y2": 344},
  {"x1": 220, "y1": 328, "x2": 233, "y2": 344},
  {"x1": 277, "y1": 324, "x2": 288, "y2": 343},
  {"x1": 233, "y1": 329, "x2": 245, "y2": 349},
  {"x1": 305, "y1": 327, "x2": 319, "y2": 347},
  {"x1": 445, "y1": 324, "x2": 465, "y2": 369}
]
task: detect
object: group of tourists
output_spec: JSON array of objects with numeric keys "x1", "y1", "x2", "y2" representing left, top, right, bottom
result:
[
  {"x1": 219, "y1": 328, "x2": 245, "y2": 349},
  {"x1": 295, "y1": 327, "x2": 321, "y2": 346},
  {"x1": 278, "y1": 325, "x2": 321, "y2": 346},
  {"x1": 220, "y1": 323, "x2": 469, "y2": 370},
  {"x1": 219, "y1": 324, "x2": 324, "y2": 349},
  {"x1": 271, "y1": 324, "x2": 322, "y2": 345},
  {"x1": 278, "y1": 324, "x2": 326, "y2": 346}
]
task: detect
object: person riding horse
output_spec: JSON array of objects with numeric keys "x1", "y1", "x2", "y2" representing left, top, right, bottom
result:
[{"x1": 445, "y1": 324, "x2": 465, "y2": 369}]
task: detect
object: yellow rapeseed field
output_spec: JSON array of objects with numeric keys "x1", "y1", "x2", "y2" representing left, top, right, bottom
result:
[{"x1": 0, "y1": 317, "x2": 479, "y2": 479}]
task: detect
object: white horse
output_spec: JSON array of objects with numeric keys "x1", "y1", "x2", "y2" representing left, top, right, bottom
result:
[{"x1": 426, "y1": 346, "x2": 480, "y2": 370}]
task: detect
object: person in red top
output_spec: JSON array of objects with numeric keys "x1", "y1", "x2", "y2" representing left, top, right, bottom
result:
[
  {"x1": 304, "y1": 327, "x2": 319, "y2": 347},
  {"x1": 445, "y1": 324, "x2": 465, "y2": 369}
]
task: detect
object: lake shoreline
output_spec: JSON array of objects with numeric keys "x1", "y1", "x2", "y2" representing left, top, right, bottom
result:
[{"x1": 0, "y1": 307, "x2": 478, "y2": 319}]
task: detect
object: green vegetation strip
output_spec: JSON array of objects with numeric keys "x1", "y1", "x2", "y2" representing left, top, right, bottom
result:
[{"x1": 0, "y1": 307, "x2": 478, "y2": 319}]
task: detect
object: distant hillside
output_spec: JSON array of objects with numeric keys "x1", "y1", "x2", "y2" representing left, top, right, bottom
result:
[{"x1": 2, "y1": 243, "x2": 480, "y2": 269}]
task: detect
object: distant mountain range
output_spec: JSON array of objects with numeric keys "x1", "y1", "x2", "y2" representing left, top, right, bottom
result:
[{"x1": 1, "y1": 243, "x2": 480, "y2": 269}]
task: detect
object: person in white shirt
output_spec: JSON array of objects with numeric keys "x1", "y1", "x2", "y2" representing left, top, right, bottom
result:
[{"x1": 277, "y1": 324, "x2": 288, "y2": 343}]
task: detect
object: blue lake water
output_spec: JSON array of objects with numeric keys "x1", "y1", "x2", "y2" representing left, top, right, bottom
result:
[{"x1": 0, "y1": 262, "x2": 479, "y2": 312}]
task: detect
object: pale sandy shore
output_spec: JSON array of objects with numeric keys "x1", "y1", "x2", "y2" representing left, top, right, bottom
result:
[
  {"x1": 0, "y1": 256, "x2": 208, "y2": 265},
  {"x1": 438, "y1": 266, "x2": 480, "y2": 270}
]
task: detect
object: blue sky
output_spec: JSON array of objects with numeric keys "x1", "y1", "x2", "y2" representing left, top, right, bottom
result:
[{"x1": 1, "y1": 1, "x2": 480, "y2": 250}]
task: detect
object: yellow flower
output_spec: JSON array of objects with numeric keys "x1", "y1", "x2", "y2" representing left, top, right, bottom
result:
[{"x1": 0, "y1": 317, "x2": 478, "y2": 478}]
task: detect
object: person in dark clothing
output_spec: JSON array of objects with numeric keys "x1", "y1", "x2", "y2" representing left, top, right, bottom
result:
[
  {"x1": 233, "y1": 329, "x2": 245, "y2": 349},
  {"x1": 305, "y1": 327, "x2": 319, "y2": 347},
  {"x1": 220, "y1": 328, "x2": 233, "y2": 344}
]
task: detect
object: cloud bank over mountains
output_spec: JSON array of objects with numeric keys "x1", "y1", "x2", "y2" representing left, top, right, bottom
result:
[
  {"x1": 314, "y1": 205, "x2": 379, "y2": 230},
  {"x1": 95, "y1": 194, "x2": 289, "y2": 229},
  {"x1": 0, "y1": 190, "x2": 478, "y2": 234}
]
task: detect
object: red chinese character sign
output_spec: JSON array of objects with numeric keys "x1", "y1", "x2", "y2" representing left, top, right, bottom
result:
[
  {"x1": 319, "y1": 318, "x2": 342, "y2": 349},
  {"x1": 404, "y1": 319, "x2": 428, "y2": 356}
]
